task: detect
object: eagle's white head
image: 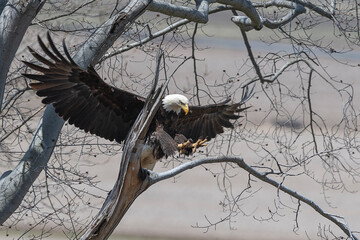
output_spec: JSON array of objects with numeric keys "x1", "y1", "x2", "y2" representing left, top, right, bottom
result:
[{"x1": 162, "y1": 94, "x2": 189, "y2": 115}]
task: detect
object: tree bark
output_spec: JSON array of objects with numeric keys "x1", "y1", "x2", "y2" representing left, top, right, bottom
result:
[
  {"x1": 0, "y1": 0, "x2": 45, "y2": 110},
  {"x1": 0, "y1": 0, "x2": 152, "y2": 225},
  {"x1": 79, "y1": 49, "x2": 165, "y2": 240},
  {"x1": 0, "y1": 0, "x2": 8, "y2": 15}
]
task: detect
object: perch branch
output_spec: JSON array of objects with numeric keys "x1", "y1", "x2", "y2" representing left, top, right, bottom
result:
[
  {"x1": 79, "y1": 50, "x2": 172, "y2": 240},
  {"x1": 149, "y1": 156, "x2": 358, "y2": 240}
]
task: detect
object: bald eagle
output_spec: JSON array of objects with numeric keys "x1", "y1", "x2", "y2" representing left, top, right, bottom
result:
[{"x1": 23, "y1": 33, "x2": 251, "y2": 170}]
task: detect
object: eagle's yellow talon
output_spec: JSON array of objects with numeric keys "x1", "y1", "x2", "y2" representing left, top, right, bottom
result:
[
  {"x1": 178, "y1": 140, "x2": 192, "y2": 154},
  {"x1": 178, "y1": 140, "x2": 191, "y2": 149},
  {"x1": 192, "y1": 139, "x2": 208, "y2": 153}
]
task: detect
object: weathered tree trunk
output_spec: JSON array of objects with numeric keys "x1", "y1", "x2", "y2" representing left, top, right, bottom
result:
[
  {"x1": 0, "y1": 0, "x2": 152, "y2": 225},
  {"x1": 0, "y1": 0, "x2": 45, "y2": 110},
  {"x1": 80, "y1": 50, "x2": 165, "y2": 240}
]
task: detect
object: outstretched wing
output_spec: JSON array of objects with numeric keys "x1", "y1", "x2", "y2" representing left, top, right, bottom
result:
[
  {"x1": 173, "y1": 89, "x2": 252, "y2": 141},
  {"x1": 23, "y1": 33, "x2": 145, "y2": 143}
]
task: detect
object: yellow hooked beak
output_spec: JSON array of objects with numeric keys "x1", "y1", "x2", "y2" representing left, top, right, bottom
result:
[{"x1": 181, "y1": 104, "x2": 189, "y2": 115}]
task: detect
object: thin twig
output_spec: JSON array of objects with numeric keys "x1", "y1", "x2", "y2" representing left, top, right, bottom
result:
[
  {"x1": 232, "y1": 10, "x2": 265, "y2": 83},
  {"x1": 149, "y1": 156, "x2": 358, "y2": 240},
  {"x1": 307, "y1": 69, "x2": 318, "y2": 153},
  {"x1": 99, "y1": 6, "x2": 233, "y2": 62},
  {"x1": 191, "y1": 23, "x2": 201, "y2": 105}
]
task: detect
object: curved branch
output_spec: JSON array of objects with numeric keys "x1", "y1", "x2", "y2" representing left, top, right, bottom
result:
[
  {"x1": 288, "y1": 0, "x2": 333, "y2": 19},
  {"x1": 149, "y1": 156, "x2": 358, "y2": 240},
  {"x1": 147, "y1": 0, "x2": 262, "y2": 30},
  {"x1": 100, "y1": 6, "x2": 233, "y2": 62},
  {"x1": 231, "y1": 1, "x2": 306, "y2": 31},
  {"x1": 147, "y1": 0, "x2": 211, "y2": 23},
  {"x1": 252, "y1": 0, "x2": 333, "y2": 19},
  {"x1": 244, "y1": 56, "x2": 321, "y2": 86},
  {"x1": 217, "y1": 0, "x2": 262, "y2": 30}
]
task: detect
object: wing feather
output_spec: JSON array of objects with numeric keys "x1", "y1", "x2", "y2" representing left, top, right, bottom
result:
[
  {"x1": 23, "y1": 34, "x2": 145, "y2": 143},
  {"x1": 28, "y1": 47, "x2": 56, "y2": 67},
  {"x1": 172, "y1": 99, "x2": 249, "y2": 141},
  {"x1": 37, "y1": 35, "x2": 61, "y2": 62}
]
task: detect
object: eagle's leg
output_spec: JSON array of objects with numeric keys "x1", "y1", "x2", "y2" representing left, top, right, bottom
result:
[
  {"x1": 192, "y1": 139, "x2": 207, "y2": 153},
  {"x1": 177, "y1": 140, "x2": 192, "y2": 154}
]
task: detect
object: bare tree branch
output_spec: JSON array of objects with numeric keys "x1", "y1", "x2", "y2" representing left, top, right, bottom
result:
[
  {"x1": 147, "y1": 0, "x2": 262, "y2": 29},
  {"x1": 232, "y1": 9, "x2": 265, "y2": 83},
  {"x1": 147, "y1": 0, "x2": 211, "y2": 23},
  {"x1": 100, "y1": 5, "x2": 233, "y2": 61},
  {"x1": 288, "y1": 0, "x2": 333, "y2": 19},
  {"x1": 33, "y1": 0, "x2": 97, "y2": 24},
  {"x1": 0, "y1": 0, "x2": 152, "y2": 225},
  {"x1": 232, "y1": 1, "x2": 306, "y2": 31},
  {"x1": 149, "y1": 156, "x2": 359, "y2": 240},
  {"x1": 0, "y1": 0, "x2": 7, "y2": 14},
  {"x1": 0, "y1": 0, "x2": 46, "y2": 110},
  {"x1": 79, "y1": 50, "x2": 168, "y2": 240},
  {"x1": 218, "y1": 0, "x2": 262, "y2": 29}
]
